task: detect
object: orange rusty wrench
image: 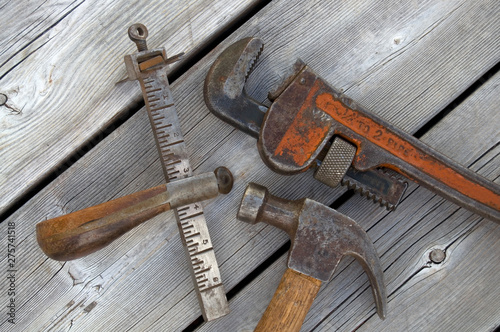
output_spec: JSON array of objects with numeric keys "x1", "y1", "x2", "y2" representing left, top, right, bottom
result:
[{"x1": 204, "y1": 38, "x2": 500, "y2": 223}]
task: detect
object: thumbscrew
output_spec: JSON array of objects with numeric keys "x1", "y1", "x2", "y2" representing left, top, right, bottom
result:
[{"x1": 128, "y1": 23, "x2": 148, "y2": 51}]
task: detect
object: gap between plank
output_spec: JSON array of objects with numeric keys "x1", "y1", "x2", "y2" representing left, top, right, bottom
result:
[
  {"x1": 414, "y1": 61, "x2": 500, "y2": 139},
  {"x1": 0, "y1": 0, "x2": 86, "y2": 80},
  {"x1": 0, "y1": 0, "x2": 273, "y2": 225}
]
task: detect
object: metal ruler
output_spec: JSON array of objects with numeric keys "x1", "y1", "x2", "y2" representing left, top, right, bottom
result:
[{"x1": 125, "y1": 24, "x2": 229, "y2": 321}]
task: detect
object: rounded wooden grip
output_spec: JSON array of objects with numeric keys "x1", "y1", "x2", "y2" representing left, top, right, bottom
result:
[
  {"x1": 36, "y1": 185, "x2": 170, "y2": 261},
  {"x1": 255, "y1": 268, "x2": 322, "y2": 332}
]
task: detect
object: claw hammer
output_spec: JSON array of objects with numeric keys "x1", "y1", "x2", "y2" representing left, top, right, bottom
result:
[{"x1": 237, "y1": 183, "x2": 386, "y2": 331}]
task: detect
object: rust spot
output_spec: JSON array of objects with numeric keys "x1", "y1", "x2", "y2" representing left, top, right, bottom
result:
[{"x1": 273, "y1": 80, "x2": 326, "y2": 166}]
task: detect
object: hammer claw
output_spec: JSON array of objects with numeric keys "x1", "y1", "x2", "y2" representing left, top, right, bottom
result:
[
  {"x1": 291, "y1": 199, "x2": 387, "y2": 319},
  {"x1": 348, "y1": 240, "x2": 387, "y2": 319}
]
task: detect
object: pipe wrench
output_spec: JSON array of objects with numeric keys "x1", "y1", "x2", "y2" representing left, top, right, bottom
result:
[{"x1": 204, "y1": 38, "x2": 500, "y2": 223}]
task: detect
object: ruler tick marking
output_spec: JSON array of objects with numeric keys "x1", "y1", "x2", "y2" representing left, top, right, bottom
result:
[
  {"x1": 200, "y1": 283, "x2": 224, "y2": 292},
  {"x1": 165, "y1": 160, "x2": 181, "y2": 166},
  {"x1": 155, "y1": 124, "x2": 172, "y2": 130},
  {"x1": 159, "y1": 140, "x2": 185, "y2": 148},
  {"x1": 189, "y1": 247, "x2": 214, "y2": 256},
  {"x1": 157, "y1": 136, "x2": 171, "y2": 143},
  {"x1": 162, "y1": 152, "x2": 174, "y2": 159},
  {"x1": 195, "y1": 267, "x2": 211, "y2": 274},
  {"x1": 151, "y1": 103, "x2": 175, "y2": 112},
  {"x1": 179, "y1": 211, "x2": 204, "y2": 221},
  {"x1": 185, "y1": 233, "x2": 201, "y2": 239},
  {"x1": 191, "y1": 259, "x2": 204, "y2": 265},
  {"x1": 129, "y1": 38, "x2": 228, "y2": 317}
]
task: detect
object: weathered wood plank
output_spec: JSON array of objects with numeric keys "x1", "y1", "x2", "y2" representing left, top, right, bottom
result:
[
  {"x1": 1, "y1": 0, "x2": 499, "y2": 331},
  {"x1": 0, "y1": 0, "x2": 261, "y2": 214},
  {"x1": 343, "y1": 71, "x2": 500, "y2": 332},
  {"x1": 0, "y1": 0, "x2": 83, "y2": 78},
  {"x1": 199, "y1": 71, "x2": 500, "y2": 332}
]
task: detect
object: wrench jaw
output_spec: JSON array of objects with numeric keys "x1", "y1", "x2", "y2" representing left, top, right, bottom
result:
[
  {"x1": 204, "y1": 37, "x2": 268, "y2": 138},
  {"x1": 258, "y1": 68, "x2": 336, "y2": 175},
  {"x1": 204, "y1": 38, "x2": 409, "y2": 211}
]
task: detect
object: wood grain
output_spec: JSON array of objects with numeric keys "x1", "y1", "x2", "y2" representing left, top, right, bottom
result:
[
  {"x1": 0, "y1": 0, "x2": 83, "y2": 78},
  {"x1": 255, "y1": 268, "x2": 322, "y2": 332},
  {"x1": 1, "y1": 0, "x2": 499, "y2": 331},
  {"x1": 0, "y1": 0, "x2": 261, "y2": 214}
]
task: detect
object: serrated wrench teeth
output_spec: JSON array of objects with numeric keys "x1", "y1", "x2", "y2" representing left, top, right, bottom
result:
[
  {"x1": 341, "y1": 168, "x2": 408, "y2": 211},
  {"x1": 204, "y1": 37, "x2": 267, "y2": 138}
]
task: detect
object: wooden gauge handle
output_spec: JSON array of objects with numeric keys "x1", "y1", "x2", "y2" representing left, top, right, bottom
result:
[
  {"x1": 36, "y1": 184, "x2": 171, "y2": 261},
  {"x1": 255, "y1": 268, "x2": 322, "y2": 332},
  {"x1": 36, "y1": 170, "x2": 227, "y2": 261}
]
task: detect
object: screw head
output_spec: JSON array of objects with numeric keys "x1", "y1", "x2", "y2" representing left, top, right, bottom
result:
[
  {"x1": 128, "y1": 23, "x2": 148, "y2": 41},
  {"x1": 429, "y1": 249, "x2": 446, "y2": 264},
  {"x1": 128, "y1": 23, "x2": 149, "y2": 51},
  {"x1": 0, "y1": 93, "x2": 7, "y2": 106},
  {"x1": 214, "y1": 166, "x2": 233, "y2": 195}
]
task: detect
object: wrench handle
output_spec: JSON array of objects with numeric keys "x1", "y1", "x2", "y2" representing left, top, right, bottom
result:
[
  {"x1": 255, "y1": 268, "x2": 321, "y2": 332},
  {"x1": 314, "y1": 89, "x2": 500, "y2": 223}
]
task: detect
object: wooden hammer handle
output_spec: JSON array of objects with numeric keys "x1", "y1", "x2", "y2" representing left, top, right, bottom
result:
[
  {"x1": 36, "y1": 184, "x2": 171, "y2": 261},
  {"x1": 255, "y1": 268, "x2": 322, "y2": 332}
]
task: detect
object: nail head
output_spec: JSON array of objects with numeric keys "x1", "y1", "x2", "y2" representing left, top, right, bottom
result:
[{"x1": 429, "y1": 249, "x2": 446, "y2": 264}]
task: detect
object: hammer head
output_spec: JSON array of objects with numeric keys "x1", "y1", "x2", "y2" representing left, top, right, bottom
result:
[{"x1": 238, "y1": 183, "x2": 387, "y2": 319}]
